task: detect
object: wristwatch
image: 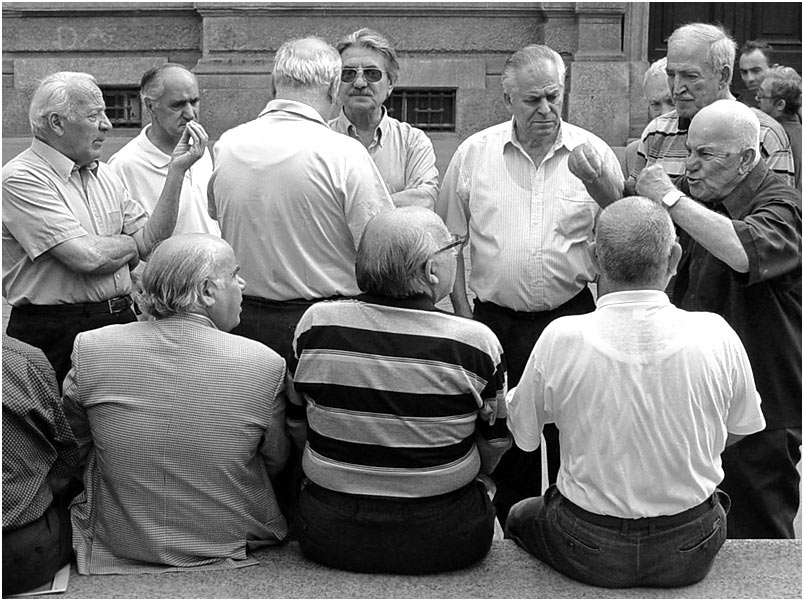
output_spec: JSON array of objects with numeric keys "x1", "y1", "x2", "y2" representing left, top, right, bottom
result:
[{"x1": 661, "y1": 189, "x2": 685, "y2": 208}]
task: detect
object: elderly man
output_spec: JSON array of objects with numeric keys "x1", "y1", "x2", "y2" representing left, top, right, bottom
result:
[
  {"x1": 626, "y1": 57, "x2": 675, "y2": 175},
  {"x1": 330, "y1": 28, "x2": 439, "y2": 209},
  {"x1": 757, "y1": 66, "x2": 802, "y2": 190},
  {"x1": 506, "y1": 196, "x2": 765, "y2": 588},
  {"x1": 108, "y1": 63, "x2": 220, "y2": 237},
  {"x1": 290, "y1": 207, "x2": 510, "y2": 574},
  {"x1": 3, "y1": 335, "x2": 80, "y2": 596},
  {"x1": 436, "y1": 44, "x2": 623, "y2": 524},
  {"x1": 3, "y1": 71, "x2": 207, "y2": 383},
  {"x1": 63, "y1": 234, "x2": 290, "y2": 574},
  {"x1": 210, "y1": 37, "x2": 393, "y2": 362},
  {"x1": 637, "y1": 100, "x2": 801, "y2": 539},
  {"x1": 738, "y1": 40, "x2": 775, "y2": 108}
]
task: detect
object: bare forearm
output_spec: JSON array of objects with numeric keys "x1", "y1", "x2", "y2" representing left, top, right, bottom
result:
[
  {"x1": 583, "y1": 167, "x2": 625, "y2": 208},
  {"x1": 670, "y1": 197, "x2": 749, "y2": 272},
  {"x1": 450, "y1": 253, "x2": 473, "y2": 317},
  {"x1": 391, "y1": 188, "x2": 436, "y2": 210},
  {"x1": 48, "y1": 234, "x2": 138, "y2": 274},
  {"x1": 134, "y1": 164, "x2": 186, "y2": 258}
]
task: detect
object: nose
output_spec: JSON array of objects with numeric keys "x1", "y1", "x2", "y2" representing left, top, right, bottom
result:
[
  {"x1": 181, "y1": 102, "x2": 196, "y2": 120},
  {"x1": 685, "y1": 152, "x2": 700, "y2": 172},
  {"x1": 99, "y1": 112, "x2": 112, "y2": 131},
  {"x1": 236, "y1": 275, "x2": 246, "y2": 290},
  {"x1": 535, "y1": 97, "x2": 551, "y2": 113}
]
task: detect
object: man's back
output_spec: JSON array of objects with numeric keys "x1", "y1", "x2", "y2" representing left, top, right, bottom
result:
[
  {"x1": 64, "y1": 315, "x2": 289, "y2": 574},
  {"x1": 211, "y1": 100, "x2": 393, "y2": 301}
]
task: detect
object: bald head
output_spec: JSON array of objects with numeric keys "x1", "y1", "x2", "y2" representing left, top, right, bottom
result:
[
  {"x1": 356, "y1": 207, "x2": 451, "y2": 299},
  {"x1": 595, "y1": 196, "x2": 677, "y2": 289},
  {"x1": 689, "y1": 99, "x2": 761, "y2": 166}
]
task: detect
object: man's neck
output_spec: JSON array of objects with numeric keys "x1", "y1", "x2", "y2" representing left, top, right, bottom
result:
[
  {"x1": 276, "y1": 91, "x2": 334, "y2": 122},
  {"x1": 514, "y1": 123, "x2": 558, "y2": 166},
  {"x1": 344, "y1": 106, "x2": 383, "y2": 134},
  {"x1": 146, "y1": 125, "x2": 179, "y2": 156}
]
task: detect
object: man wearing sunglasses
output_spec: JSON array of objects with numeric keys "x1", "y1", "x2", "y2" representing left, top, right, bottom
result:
[
  {"x1": 330, "y1": 28, "x2": 439, "y2": 210},
  {"x1": 436, "y1": 44, "x2": 623, "y2": 526}
]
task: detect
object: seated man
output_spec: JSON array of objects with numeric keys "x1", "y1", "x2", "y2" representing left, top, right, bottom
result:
[
  {"x1": 506, "y1": 196, "x2": 765, "y2": 588},
  {"x1": 63, "y1": 234, "x2": 291, "y2": 574},
  {"x1": 290, "y1": 207, "x2": 511, "y2": 574},
  {"x1": 3, "y1": 335, "x2": 80, "y2": 596}
]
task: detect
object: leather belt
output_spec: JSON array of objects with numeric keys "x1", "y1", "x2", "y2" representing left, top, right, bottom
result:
[{"x1": 14, "y1": 295, "x2": 133, "y2": 316}]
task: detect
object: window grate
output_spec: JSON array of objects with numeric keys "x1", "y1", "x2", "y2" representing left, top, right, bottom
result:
[
  {"x1": 101, "y1": 88, "x2": 141, "y2": 127},
  {"x1": 385, "y1": 89, "x2": 456, "y2": 132}
]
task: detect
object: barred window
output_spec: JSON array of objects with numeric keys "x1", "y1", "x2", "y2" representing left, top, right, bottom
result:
[
  {"x1": 101, "y1": 88, "x2": 141, "y2": 127},
  {"x1": 385, "y1": 89, "x2": 456, "y2": 132}
]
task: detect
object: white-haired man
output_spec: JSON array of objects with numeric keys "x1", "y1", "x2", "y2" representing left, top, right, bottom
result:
[
  {"x1": 637, "y1": 99, "x2": 802, "y2": 539},
  {"x1": 506, "y1": 196, "x2": 764, "y2": 588},
  {"x1": 625, "y1": 57, "x2": 674, "y2": 175},
  {"x1": 210, "y1": 37, "x2": 393, "y2": 362},
  {"x1": 2, "y1": 71, "x2": 207, "y2": 384},
  {"x1": 64, "y1": 234, "x2": 290, "y2": 573},
  {"x1": 436, "y1": 43, "x2": 623, "y2": 525}
]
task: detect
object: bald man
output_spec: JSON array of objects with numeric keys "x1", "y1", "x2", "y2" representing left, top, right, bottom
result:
[{"x1": 637, "y1": 99, "x2": 802, "y2": 539}]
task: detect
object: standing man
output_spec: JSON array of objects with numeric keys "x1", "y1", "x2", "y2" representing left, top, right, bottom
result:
[
  {"x1": 2, "y1": 71, "x2": 207, "y2": 383},
  {"x1": 625, "y1": 57, "x2": 675, "y2": 176},
  {"x1": 637, "y1": 100, "x2": 801, "y2": 539},
  {"x1": 436, "y1": 44, "x2": 623, "y2": 524},
  {"x1": 506, "y1": 196, "x2": 765, "y2": 588},
  {"x1": 756, "y1": 66, "x2": 802, "y2": 190},
  {"x1": 210, "y1": 37, "x2": 394, "y2": 362},
  {"x1": 330, "y1": 28, "x2": 439, "y2": 209},
  {"x1": 108, "y1": 63, "x2": 220, "y2": 237},
  {"x1": 737, "y1": 40, "x2": 775, "y2": 109}
]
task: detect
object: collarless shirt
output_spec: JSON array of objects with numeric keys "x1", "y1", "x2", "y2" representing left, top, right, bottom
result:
[
  {"x1": 674, "y1": 162, "x2": 802, "y2": 430},
  {"x1": 437, "y1": 118, "x2": 621, "y2": 312},
  {"x1": 508, "y1": 290, "x2": 765, "y2": 518},
  {"x1": 329, "y1": 107, "x2": 439, "y2": 205},
  {"x1": 2, "y1": 138, "x2": 148, "y2": 305},
  {"x1": 210, "y1": 99, "x2": 394, "y2": 301},
  {"x1": 107, "y1": 125, "x2": 220, "y2": 236}
]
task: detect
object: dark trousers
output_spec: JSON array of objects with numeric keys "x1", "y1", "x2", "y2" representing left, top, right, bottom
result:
[
  {"x1": 506, "y1": 484, "x2": 729, "y2": 588},
  {"x1": 719, "y1": 427, "x2": 801, "y2": 538},
  {"x1": 2, "y1": 501, "x2": 73, "y2": 596},
  {"x1": 7, "y1": 303, "x2": 137, "y2": 386},
  {"x1": 296, "y1": 479, "x2": 495, "y2": 574},
  {"x1": 473, "y1": 288, "x2": 597, "y2": 525}
]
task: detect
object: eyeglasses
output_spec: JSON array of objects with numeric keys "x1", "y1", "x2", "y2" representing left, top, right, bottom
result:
[
  {"x1": 435, "y1": 234, "x2": 468, "y2": 256},
  {"x1": 755, "y1": 93, "x2": 775, "y2": 101},
  {"x1": 341, "y1": 68, "x2": 385, "y2": 84}
]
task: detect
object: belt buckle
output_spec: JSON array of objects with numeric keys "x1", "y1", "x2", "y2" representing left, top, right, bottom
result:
[{"x1": 107, "y1": 297, "x2": 129, "y2": 314}]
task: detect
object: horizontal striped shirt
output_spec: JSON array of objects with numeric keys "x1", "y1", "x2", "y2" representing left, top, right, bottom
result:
[
  {"x1": 291, "y1": 295, "x2": 509, "y2": 498},
  {"x1": 436, "y1": 119, "x2": 621, "y2": 312},
  {"x1": 631, "y1": 108, "x2": 795, "y2": 186}
]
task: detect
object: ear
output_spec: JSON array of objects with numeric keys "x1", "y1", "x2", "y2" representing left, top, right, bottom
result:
[
  {"x1": 144, "y1": 97, "x2": 157, "y2": 116},
  {"x1": 502, "y1": 92, "x2": 513, "y2": 112},
  {"x1": 198, "y1": 278, "x2": 217, "y2": 309},
  {"x1": 717, "y1": 64, "x2": 733, "y2": 90},
  {"x1": 48, "y1": 112, "x2": 65, "y2": 136},
  {"x1": 589, "y1": 241, "x2": 601, "y2": 274},
  {"x1": 738, "y1": 147, "x2": 757, "y2": 174},
  {"x1": 774, "y1": 98, "x2": 787, "y2": 113},
  {"x1": 668, "y1": 241, "x2": 683, "y2": 277},
  {"x1": 423, "y1": 257, "x2": 440, "y2": 286}
]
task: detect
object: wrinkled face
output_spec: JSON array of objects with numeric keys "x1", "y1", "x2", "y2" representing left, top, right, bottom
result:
[
  {"x1": 685, "y1": 117, "x2": 745, "y2": 203},
  {"x1": 756, "y1": 78, "x2": 782, "y2": 118},
  {"x1": 504, "y1": 62, "x2": 564, "y2": 145},
  {"x1": 666, "y1": 40, "x2": 725, "y2": 119},
  {"x1": 148, "y1": 68, "x2": 200, "y2": 143},
  {"x1": 644, "y1": 73, "x2": 674, "y2": 119},
  {"x1": 739, "y1": 49, "x2": 771, "y2": 94},
  {"x1": 207, "y1": 246, "x2": 246, "y2": 333},
  {"x1": 338, "y1": 46, "x2": 393, "y2": 118},
  {"x1": 60, "y1": 87, "x2": 112, "y2": 166}
]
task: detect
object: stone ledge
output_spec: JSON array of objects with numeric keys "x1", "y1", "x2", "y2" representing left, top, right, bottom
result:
[{"x1": 47, "y1": 539, "x2": 801, "y2": 599}]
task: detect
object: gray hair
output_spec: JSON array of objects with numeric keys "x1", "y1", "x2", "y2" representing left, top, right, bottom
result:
[
  {"x1": 140, "y1": 62, "x2": 195, "y2": 104},
  {"x1": 763, "y1": 66, "x2": 802, "y2": 116},
  {"x1": 668, "y1": 23, "x2": 736, "y2": 77},
  {"x1": 336, "y1": 28, "x2": 401, "y2": 85},
  {"x1": 643, "y1": 56, "x2": 667, "y2": 89},
  {"x1": 138, "y1": 234, "x2": 228, "y2": 319},
  {"x1": 356, "y1": 208, "x2": 448, "y2": 299},
  {"x1": 273, "y1": 37, "x2": 341, "y2": 93},
  {"x1": 501, "y1": 44, "x2": 566, "y2": 95},
  {"x1": 29, "y1": 71, "x2": 101, "y2": 137},
  {"x1": 595, "y1": 196, "x2": 676, "y2": 286}
]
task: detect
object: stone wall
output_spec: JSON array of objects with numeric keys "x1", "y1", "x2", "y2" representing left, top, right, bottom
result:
[{"x1": 2, "y1": 2, "x2": 649, "y2": 146}]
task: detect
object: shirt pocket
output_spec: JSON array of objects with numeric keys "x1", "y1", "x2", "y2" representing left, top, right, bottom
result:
[
  {"x1": 554, "y1": 191, "x2": 598, "y2": 240},
  {"x1": 99, "y1": 210, "x2": 123, "y2": 236}
]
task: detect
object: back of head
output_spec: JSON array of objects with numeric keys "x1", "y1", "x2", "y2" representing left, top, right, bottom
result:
[
  {"x1": 764, "y1": 66, "x2": 802, "y2": 116},
  {"x1": 139, "y1": 234, "x2": 229, "y2": 319},
  {"x1": 140, "y1": 62, "x2": 195, "y2": 104},
  {"x1": 272, "y1": 37, "x2": 341, "y2": 96},
  {"x1": 356, "y1": 207, "x2": 448, "y2": 298},
  {"x1": 595, "y1": 196, "x2": 676, "y2": 287},
  {"x1": 691, "y1": 99, "x2": 761, "y2": 166},
  {"x1": 29, "y1": 71, "x2": 99, "y2": 137},
  {"x1": 336, "y1": 28, "x2": 400, "y2": 85},
  {"x1": 501, "y1": 44, "x2": 566, "y2": 94},
  {"x1": 668, "y1": 23, "x2": 736, "y2": 76}
]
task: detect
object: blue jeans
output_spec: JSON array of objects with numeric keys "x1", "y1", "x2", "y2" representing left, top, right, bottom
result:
[
  {"x1": 505, "y1": 484, "x2": 729, "y2": 588},
  {"x1": 296, "y1": 479, "x2": 495, "y2": 574}
]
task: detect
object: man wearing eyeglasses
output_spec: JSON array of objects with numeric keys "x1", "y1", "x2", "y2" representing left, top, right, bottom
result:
[
  {"x1": 636, "y1": 100, "x2": 801, "y2": 540},
  {"x1": 330, "y1": 29, "x2": 439, "y2": 210},
  {"x1": 756, "y1": 66, "x2": 802, "y2": 191},
  {"x1": 436, "y1": 44, "x2": 623, "y2": 525}
]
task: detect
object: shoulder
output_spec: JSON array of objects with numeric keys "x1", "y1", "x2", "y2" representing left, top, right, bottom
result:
[
  {"x1": 642, "y1": 111, "x2": 680, "y2": 137},
  {"x1": 107, "y1": 134, "x2": 144, "y2": 166},
  {"x1": 451, "y1": 122, "x2": 508, "y2": 162},
  {"x1": 2, "y1": 335, "x2": 52, "y2": 375},
  {"x1": 2, "y1": 148, "x2": 42, "y2": 181}
]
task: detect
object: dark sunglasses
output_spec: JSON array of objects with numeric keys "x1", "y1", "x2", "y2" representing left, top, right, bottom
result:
[{"x1": 341, "y1": 68, "x2": 385, "y2": 84}]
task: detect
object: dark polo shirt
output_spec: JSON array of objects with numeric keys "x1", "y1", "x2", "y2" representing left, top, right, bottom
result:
[{"x1": 674, "y1": 162, "x2": 802, "y2": 430}]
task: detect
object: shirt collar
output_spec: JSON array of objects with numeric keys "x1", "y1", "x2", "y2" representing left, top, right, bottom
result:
[
  {"x1": 357, "y1": 292, "x2": 438, "y2": 312},
  {"x1": 596, "y1": 289, "x2": 671, "y2": 309},
  {"x1": 136, "y1": 124, "x2": 172, "y2": 169},
  {"x1": 30, "y1": 137, "x2": 97, "y2": 180},
  {"x1": 258, "y1": 98, "x2": 329, "y2": 127},
  {"x1": 718, "y1": 162, "x2": 770, "y2": 219},
  {"x1": 159, "y1": 312, "x2": 219, "y2": 330},
  {"x1": 504, "y1": 116, "x2": 573, "y2": 157},
  {"x1": 332, "y1": 106, "x2": 388, "y2": 147}
]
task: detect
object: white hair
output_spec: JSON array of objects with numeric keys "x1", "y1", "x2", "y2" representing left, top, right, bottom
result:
[
  {"x1": 501, "y1": 44, "x2": 566, "y2": 95},
  {"x1": 29, "y1": 71, "x2": 100, "y2": 137},
  {"x1": 272, "y1": 37, "x2": 341, "y2": 94}
]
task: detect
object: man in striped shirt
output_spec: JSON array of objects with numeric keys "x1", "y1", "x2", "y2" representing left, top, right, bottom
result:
[
  {"x1": 290, "y1": 207, "x2": 511, "y2": 574},
  {"x1": 436, "y1": 44, "x2": 623, "y2": 525}
]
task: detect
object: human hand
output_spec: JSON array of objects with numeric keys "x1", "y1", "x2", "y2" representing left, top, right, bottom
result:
[
  {"x1": 568, "y1": 142, "x2": 603, "y2": 184},
  {"x1": 170, "y1": 120, "x2": 208, "y2": 171},
  {"x1": 635, "y1": 164, "x2": 676, "y2": 202},
  {"x1": 479, "y1": 399, "x2": 497, "y2": 425}
]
